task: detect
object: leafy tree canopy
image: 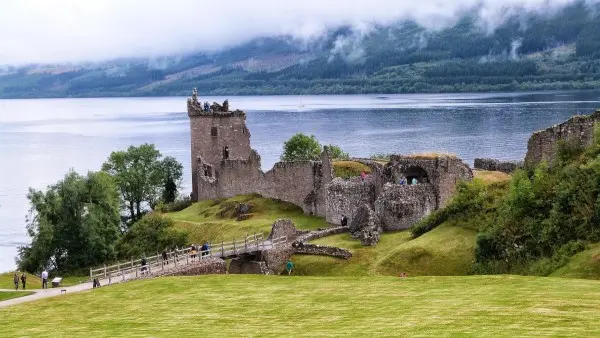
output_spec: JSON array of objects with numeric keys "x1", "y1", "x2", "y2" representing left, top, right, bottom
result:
[
  {"x1": 18, "y1": 170, "x2": 121, "y2": 273},
  {"x1": 281, "y1": 133, "x2": 323, "y2": 162},
  {"x1": 326, "y1": 144, "x2": 350, "y2": 160},
  {"x1": 101, "y1": 143, "x2": 183, "y2": 227}
]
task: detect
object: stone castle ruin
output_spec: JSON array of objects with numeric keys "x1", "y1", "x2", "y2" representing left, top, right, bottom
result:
[{"x1": 187, "y1": 89, "x2": 473, "y2": 241}]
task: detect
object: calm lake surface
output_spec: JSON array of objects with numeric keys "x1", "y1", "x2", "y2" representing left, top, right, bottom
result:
[{"x1": 2, "y1": 90, "x2": 600, "y2": 272}]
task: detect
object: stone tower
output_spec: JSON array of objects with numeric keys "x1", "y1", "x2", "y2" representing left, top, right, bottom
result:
[{"x1": 187, "y1": 90, "x2": 252, "y2": 200}]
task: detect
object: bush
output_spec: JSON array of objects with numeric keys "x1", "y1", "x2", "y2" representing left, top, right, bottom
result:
[
  {"x1": 156, "y1": 195, "x2": 193, "y2": 213},
  {"x1": 281, "y1": 133, "x2": 322, "y2": 161},
  {"x1": 118, "y1": 214, "x2": 188, "y2": 258},
  {"x1": 326, "y1": 145, "x2": 350, "y2": 160}
]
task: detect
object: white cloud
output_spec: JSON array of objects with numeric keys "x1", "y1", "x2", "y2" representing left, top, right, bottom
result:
[{"x1": 0, "y1": 0, "x2": 592, "y2": 65}]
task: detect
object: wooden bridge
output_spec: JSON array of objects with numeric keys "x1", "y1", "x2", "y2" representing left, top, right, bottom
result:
[{"x1": 89, "y1": 233, "x2": 288, "y2": 285}]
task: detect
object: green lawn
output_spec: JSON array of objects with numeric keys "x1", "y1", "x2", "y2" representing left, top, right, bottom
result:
[
  {"x1": 0, "y1": 291, "x2": 34, "y2": 301},
  {"x1": 293, "y1": 221, "x2": 477, "y2": 277},
  {"x1": 1, "y1": 275, "x2": 600, "y2": 336},
  {"x1": 167, "y1": 194, "x2": 329, "y2": 244}
]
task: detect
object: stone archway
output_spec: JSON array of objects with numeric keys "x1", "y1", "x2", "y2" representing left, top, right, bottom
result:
[{"x1": 402, "y1": 166, "x2": 429, "y2": 184}]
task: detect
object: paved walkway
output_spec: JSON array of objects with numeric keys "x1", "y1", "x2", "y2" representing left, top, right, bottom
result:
[{"x1": 0, "y1": 277, "x2": 111, "y2": 309}]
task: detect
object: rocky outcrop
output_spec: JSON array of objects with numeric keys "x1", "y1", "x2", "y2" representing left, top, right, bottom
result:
[
  {"x1": 349, "y1": 204, "x2": 382, "y2": 246},
  {"x1": 474, "y1": 158, "x2": 523, "y2": 174},
  {"x1": 268, "y1": 219, "x2": 297, "y2": 241},
  {"x1": 292, "y1": 242, "x2": 352, "y2": 259},
  {"x1": 375, "y1": 183, "x2": 436, "y2": 231}
]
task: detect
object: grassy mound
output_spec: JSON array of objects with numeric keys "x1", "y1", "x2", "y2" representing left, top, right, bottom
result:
[
  {"x1": 550, "y1": 244, "x2": 600, "y2": 279},
  {"x1": 167, "y1": 194, "x2": 328, "y2": 244},
  {"x1": 473, "y1": 169, "x2": 511, "y2": 184},
  {"x1": 332, "y1": 161, "x2": 371, "y2": 179},
  {"x1": 1, "y1": 275, "x2": 600, "y2": 336},
  {"x1": 293, "y1": 221, "x2": 476, "y2": 277}
]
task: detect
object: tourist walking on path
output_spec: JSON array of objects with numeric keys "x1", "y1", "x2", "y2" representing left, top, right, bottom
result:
[
  {"x1": 341, "y1": 215, "x2": 348, "y2": 227},
  {"x1": 41, "y1": 269, "x2": 48, "y2": 289},
  {"x1": 286, "y1": 260, "x2": 294, "y2": 275},
  {"x1": 13, "y1": 273, "x2": 19, "y2": 290},
  {"x1": 20, "y1": 273, "x2": 26, "y2": 290},
  {"x1": 360, "y1": 171, "x2": 367, "y2": 181}
]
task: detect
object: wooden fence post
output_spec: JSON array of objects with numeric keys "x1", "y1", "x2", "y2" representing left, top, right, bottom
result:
[
  {"x1": 221, "y1": 241, "x2": 224, "y2": 257},
  {"x1": 254, "y1": 233, "x2": 259, "y2": 250},
  {"x1": 245, "y1": 233, "x2": 248, "y2": 252},
  {"x1": 89, "y1": 268, "x2": 93, "y2": 282},
  {"x1": 233, "y1": 239, "x2": 236, "y2": 255},
  {"x1": 122, "y1": 267, "x2": 125, "y2": 281},
  {"x1": 131, "y1": 257, "x2": 134, "y2": 270},
  {"x1": 103, "y1": 264, "x2": 107, "y2": 279}
]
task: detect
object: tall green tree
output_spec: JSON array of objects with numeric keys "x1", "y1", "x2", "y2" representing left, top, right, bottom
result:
[
  {"x1": 18, "y1": 170, "x2": 121, "y2": 273},
  {"x1": 101, "y1": 144, "x2": 183, "y2": 226},
  {"x1": 281, "y1": 133, "x2": 322, "y2": 161},
  {"x1": 161, "y1": 156, "x2": 183, "y2": 204}
]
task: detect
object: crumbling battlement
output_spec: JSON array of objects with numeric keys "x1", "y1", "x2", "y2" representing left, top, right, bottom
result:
[{"x1": 525, "y1": 109, "x2": 600, "y2": 168}]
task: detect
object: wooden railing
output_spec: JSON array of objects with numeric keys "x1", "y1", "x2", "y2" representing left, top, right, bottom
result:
[{"x1": 89, "y1": 232, "x2": 289, "y2": 284}]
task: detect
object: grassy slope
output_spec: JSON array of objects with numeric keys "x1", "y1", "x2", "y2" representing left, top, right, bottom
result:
[
  {"x1": 0, "y1": 272, "x2": 42, "y2": 289},
  {"x1": 1, "y1": 275, "x2": 600, "y2": 336},
  {"x1": 0, "y1": 292, "x2": 34, "y2": 301},
  {"x1": 332, "y1": 160, "x2": 371, "y2": 179},
  {"x1": 167, "y1": 194, "x2": 328, "y2": 244},
  {"x1": 550, "y1": 244, "x2": 600, "y2": 279},
  {"x1": 293, "y1": 221, "x2": 476, "y2": 277}
]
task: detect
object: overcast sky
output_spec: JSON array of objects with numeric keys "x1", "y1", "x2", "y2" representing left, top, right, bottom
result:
[{"x1": 0, "y1": 0, "x2": 589, "y2": 65}]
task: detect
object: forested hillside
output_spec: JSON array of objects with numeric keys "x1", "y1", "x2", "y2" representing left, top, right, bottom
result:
[{"x1": 3, "y1": 1, "x2": 600, "y2": 98}]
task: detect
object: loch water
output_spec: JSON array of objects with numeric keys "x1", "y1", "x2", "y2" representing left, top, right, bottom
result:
[{"x1": 1, "y1": 90, "x2": 600, "y2": 272}]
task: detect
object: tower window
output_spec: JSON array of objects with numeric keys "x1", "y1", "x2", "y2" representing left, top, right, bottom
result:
[{"x1": 211, "y1": 127, "x2": 218, "y2": 137}]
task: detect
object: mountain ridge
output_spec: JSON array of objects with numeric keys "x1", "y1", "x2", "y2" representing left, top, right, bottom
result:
[{"x1": 2, "y1": 1, "x2": 600, "y2": 98}]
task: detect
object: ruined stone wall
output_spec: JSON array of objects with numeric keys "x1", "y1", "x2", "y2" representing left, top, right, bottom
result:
[
  {"x1": 374, "y1": 183, "x2": 436, "y2": 231},
  {"x1": 228, "y1": 259, "x2": 269, "y2": 274},
  {"x1": 474, "y1": 158, "x2": 523, "y2": 174},
  {"x1": 325, "y1": 155, "x2": 471, "y2": 229},
  {"x1": 296, "y1": 226, "x2": 349, "y2": 243},
  {"x1": 197, "y1": 152, "x2": 330, "y2": 216},
  {"x1": 325, "y1": 177, "x2": 376, "y2": 225},
  {"x1": 189, "y1": 112, "x2": 251, "y2": 200},
  {"x1": 525, "y1": 110, "x2": 600, "y2": 168},
  {"x1": 163, "y1": 257, "x2": 227, "y2": 276},
  {"x1": 292, "y1": 243, "x2": 352, "y2": 259}
]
